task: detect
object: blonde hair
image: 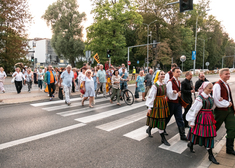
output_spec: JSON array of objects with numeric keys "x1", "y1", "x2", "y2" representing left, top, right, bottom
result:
[
  {"x1": 219, "y1": 68, "x2": 229, "y2": 75},
  {"x1": 85, "y1": 69, "x2": 92, "y2": 76}
]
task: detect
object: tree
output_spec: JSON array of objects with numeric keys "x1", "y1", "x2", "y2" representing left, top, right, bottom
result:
[
  {"x1": 85, "y1": 0, "x2": 143, "y2": 65},
  {"x1": 42, "y1": 0, "x2": 86, "y2": 67},
  {"x1": 0, "y1": 0, "x2": 32, "y2": 73}
]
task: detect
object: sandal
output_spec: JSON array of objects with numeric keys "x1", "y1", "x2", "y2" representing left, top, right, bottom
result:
[
  {"x1": 89, "y1": 105, "x2": 94, "y2": 108},
  {"x1": 117, "y1": 103, "x2": 121, "y2": 106},
  {"x1": 81, "y1": 99, "x2": 85, "y2": 106},
  {"x1": 110, "y1": 99, "x2": 113, "y2": 104}
]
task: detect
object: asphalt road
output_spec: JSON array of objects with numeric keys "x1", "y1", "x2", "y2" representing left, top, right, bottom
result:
[{"x1": 0, "y1": 74, "x2": 232, "y2": 168}]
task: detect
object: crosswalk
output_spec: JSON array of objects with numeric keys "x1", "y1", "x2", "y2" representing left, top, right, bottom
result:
[{"x1": 31, "y1": 96, "x2": 190, "y2": 154}]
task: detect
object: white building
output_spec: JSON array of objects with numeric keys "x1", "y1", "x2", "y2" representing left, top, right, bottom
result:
[{"x1": 27, "y1": 38, "x2": 69, "y2": 68}]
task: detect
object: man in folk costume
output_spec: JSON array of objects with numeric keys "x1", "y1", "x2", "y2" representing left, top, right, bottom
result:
[
  {"x1": 164, "y1": 63, "x2": 178, "y2": 84},
  {"x1": 213, "y1": 68, "x2": 235, "y2": 155},
  {"x1": 146, "y1": 70, "x2": 171, "y2": 146},
  {"x1": 165, "y1": 67, "x2": 188, "y2": 141}
]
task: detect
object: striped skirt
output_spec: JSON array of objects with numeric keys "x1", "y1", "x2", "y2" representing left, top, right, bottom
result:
[
  {"x1": 187, "y1": 110, "x2": 217, "y2": 148},
  {"x1": 146, "y1": 96, "x2": 170, "y2": 130}
]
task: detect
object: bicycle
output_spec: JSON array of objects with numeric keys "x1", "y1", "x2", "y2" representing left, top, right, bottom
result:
[{"x1": 110, "y1": 86, "x2": 134, "y2": 105}]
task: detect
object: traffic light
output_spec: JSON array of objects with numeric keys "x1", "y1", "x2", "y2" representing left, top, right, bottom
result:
[
  {"x1": 107, "y1": 50, "x2": 111, "y2": 58},
  {"x1": 31, "y1": 56, "x2": 34, "y2": 62},
  {"x1": 180, "y1": 0, "x2": 193, "y2": 13}
]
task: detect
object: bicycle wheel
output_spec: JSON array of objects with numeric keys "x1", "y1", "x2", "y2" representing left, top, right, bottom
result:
[
  {"x1": 123, "y1": 89, "x2": 134, "y2": 105},
  {"x1": 108, "y1": 86, "x2": 112, "y2": 96}
]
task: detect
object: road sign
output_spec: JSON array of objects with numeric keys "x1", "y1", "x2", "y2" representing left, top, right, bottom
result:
[
  {"x1": 128, "y1": 61, "x2": 131, "y2": 65},
  {"x1": 192, "y1": 51, "x2": 196, "y2": 60},
  {"x1": 205, "y1": 62, "x2": 209, "y2": 66},
  {"x1": 137, "y1": 60, "x2": 139, "y2": 64},
  {"x1": 180, "y1": 55, "x2": 186, "y2": 62},
  {"x1": 93, "y1": 53, "x2": 100, "y2": 64}
]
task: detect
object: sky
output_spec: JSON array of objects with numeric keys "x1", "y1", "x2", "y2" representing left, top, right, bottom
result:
[{"x1": 27, "y1": 0, "x2": 235, "y2": 41}]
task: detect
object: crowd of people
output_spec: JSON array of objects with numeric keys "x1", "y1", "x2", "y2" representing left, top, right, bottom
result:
[
  {"x1": 145, "y1": 64, "x2": 235, "y2": 165},
  {"x1": 1, "y1": 62, "x2": 235, "y2": 165}
]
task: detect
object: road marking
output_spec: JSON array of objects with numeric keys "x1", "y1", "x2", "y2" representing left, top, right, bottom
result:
[
  {"x1": 57, "y1": 102, "x2": 116, "y2": 117},
  {"x1": 0, "y1": 123, "x2": 86, "y2": 150},
  {"x1": 75, "y1": 102, "x2": 145, "y2": 123},
  {"x1": 123, "y1": 117, "x2": 176, "y2": 141},
  {"x1": 158, "y1": 128, "x2": 189, "y2": 154},
  {"x1": 42, "y1": 97, "x2": 109, "y2": 111},
  {"x1": 96, "y1": 111, "x2": 146, "y2": 131},
  {"x1": 30, "y1": 94, "x2": 105, "y2": 107},
  {"x1": 31, "y1": 98, "x2": 82, "y2": 107}
]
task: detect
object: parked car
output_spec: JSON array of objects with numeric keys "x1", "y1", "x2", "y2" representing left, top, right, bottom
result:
[
  {"x1": 213, "y1": 69, "x2": 219, "y2": 73},
  {"x1": 229, "y1": 68, "x2": 234, "y2": 73},
  {"x1": 189, "y1": 69, "x2": 201, "y2": 75}
]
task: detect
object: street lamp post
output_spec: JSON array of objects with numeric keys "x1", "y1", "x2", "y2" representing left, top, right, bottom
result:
[
  {"x1": 193, "y1": 9, "x2": 210, "y2": 74},
  {"x1": 198, "y1": 37, "x2": 211, "y2": 70},
  {"x1": 143, "y1": 20, "x2": 157, "y2": 71}
]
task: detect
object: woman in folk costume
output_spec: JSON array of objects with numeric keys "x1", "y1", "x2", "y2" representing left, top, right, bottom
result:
[
  {"x1": 186, "y1": 82, "x2": 219, "y2": 165},
  {"x1": 145, "y1": 70, "x2": 171, "y2": 146}
]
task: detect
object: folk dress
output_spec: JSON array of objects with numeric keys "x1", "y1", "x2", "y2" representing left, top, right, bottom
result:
[
  {"x1": 145, "y1": 81, "x2": 170, "y2": 130},
  {"x1": 186, "y1": 92, "x2": 217, "y2": 148}
]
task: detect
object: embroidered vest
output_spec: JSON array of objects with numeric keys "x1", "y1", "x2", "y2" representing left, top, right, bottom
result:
[
  {"x1": 167, "y1": 78, "x2": 180, "y2": 103},
  {"x1": 168, "y1": 71, "x2": 173, "y2": 80},
  {"x1": 215, "y1": 80, "x2": 235, "y2": 111},
  {"x1": 155, "y1": 83, "x2": 167, "y2": 96},
  {"x1": 199, "y1": 95, "x2": 214, "y2": 109}
]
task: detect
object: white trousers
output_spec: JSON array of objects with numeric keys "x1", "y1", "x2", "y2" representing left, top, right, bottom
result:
[
  {"x1": 64, "y1": 85, "x2": 71, "y2": 103},
  {"x1": 0, "y1": 81, "x2": 4, "y2": 92}
]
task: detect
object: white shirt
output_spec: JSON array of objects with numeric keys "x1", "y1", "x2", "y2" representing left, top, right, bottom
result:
[
  {"x1": 0, "y1": 71, "x2": 7, "y2": 81},
  {"x1": 118, "y1": 68, "x2": 127, "y2": 75},
  {"x1": 12, "y1": 72, "x2": 25, "y2": 81},
  {"x1": 78, "y1": 73, "x2": 85, "y2": 83},
  {"x1": 145, "y1": 80, "x2": 166, "y2": 110},
  {"x1": 166, "y1": 76, "x2": 179, "y2": 100},
  {"x1": 186, "y1": 92, "x2": 216, "y2": 126},
  {"x1": 164, "y1": 70, "x2": 172, "y2": 84},
  {"x1": 213, "y1": 79, "x2": 230, "y2": 108}
]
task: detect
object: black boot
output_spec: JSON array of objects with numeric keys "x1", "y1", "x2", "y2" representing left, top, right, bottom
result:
[
  {"x1": 146, "y1": 127, "x2": 153, "y2": 138},
  {"x1": 226, "y1": 138, "x2": 235, "y2": 155},
  {"x1": 164, "y1": 129, "x2": 168, "y2": 136},
  {"x1": 208, "y1": 148, "x2": 219, "y2": 164},
  {"x1": 178, "y1": 127, "x2": 187, "y2": 141},
  {"x1": 160, "y1": 133, "x2": 170, "y2": 146},
  {"x1": 187, "y1": 142, "x2": 195, "y2": 153}
]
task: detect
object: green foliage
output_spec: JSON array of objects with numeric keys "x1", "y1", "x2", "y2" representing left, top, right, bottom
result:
[
  {"x1": 0, "y1": 0, "x2": 32, "y2": 73},
  {"x1": 42, "y1": 0, "x2": 86, "y2": 67},
  {"x1": 85, "y1": 0, "x2": 143, "y2": 65}
]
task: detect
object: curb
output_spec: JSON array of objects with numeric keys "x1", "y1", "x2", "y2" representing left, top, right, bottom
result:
[{"x1": 197, "y1": 135, "x2": 226, "y2": 168}]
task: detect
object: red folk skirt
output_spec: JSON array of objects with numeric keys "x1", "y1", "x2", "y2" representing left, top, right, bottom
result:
[{"x1": 187, "y1": 109, "x2": 217, "y2": 148}]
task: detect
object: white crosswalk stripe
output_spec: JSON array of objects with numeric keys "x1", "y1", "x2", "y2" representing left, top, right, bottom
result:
[
  {"x1": 57, "y1": 102, "x2": 116, "y2": 117},
  {"x1": 158, "y1": 128, "x2": 189, "y2": 154},
  {"x1": 96, "y1": 111, "x2": 146, "y2": 131},
  {"x1": 30, "y1": 94, "x2": 105, "y2": 107},
  {"x1": 42, "y1": 97, "x2": 109, "y2": 112},
  {"x1": 31, "y1": 97, "x2": 189, "y2": 154},
  {"x1": 75, "y1": 102, "x2": 145, "y2": 123},
  {"x1": 123, "y1": 117, "x2": 176, "y2": 141}
]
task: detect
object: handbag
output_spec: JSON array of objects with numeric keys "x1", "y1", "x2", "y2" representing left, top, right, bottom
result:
[
  {"x1": 80, "y1": 88, "x2": 85, "y2": 94},
  {"x1": 135, "y1": 87, "x2": 139, "y2": 98},
  {"x1": 11, "y1": 77, "x2": 15, "y2": 83},
  {"x1": 58, "y1": 87, "x2": 63, "y2": 100}
]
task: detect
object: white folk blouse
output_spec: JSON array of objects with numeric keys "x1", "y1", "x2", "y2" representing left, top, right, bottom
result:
[
  {"x1": 145, "y1": 80, "x2": 166, "y2": 110},
  {"x1": 186, "y1": 92, "x2": 216, "y2": 126}
]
